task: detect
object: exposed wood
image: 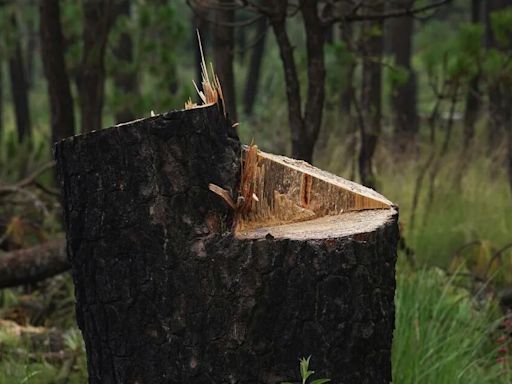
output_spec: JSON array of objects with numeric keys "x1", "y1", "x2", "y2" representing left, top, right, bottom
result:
[
  {"x1": 236, "y1": 147, "x2": 392, "y2": 232},
  {"x1": 0, "y1": 239, "x2": 69, "y2": 289},
  {"x1": 238, "y1": 208, "x2": 397, "y2": 240}
]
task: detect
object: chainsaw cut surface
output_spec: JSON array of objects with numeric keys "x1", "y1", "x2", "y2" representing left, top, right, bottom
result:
[
  {"x1": 236, "y1": 148, "x2": 395, "y2": 233},
  {"x1": 236, "y1": 208, "x2": 397, "y2": 240}
]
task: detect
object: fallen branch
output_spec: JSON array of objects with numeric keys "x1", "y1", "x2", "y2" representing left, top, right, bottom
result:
[{"x1": 0, "y1": 239, "x2": 69, "y2": 289}]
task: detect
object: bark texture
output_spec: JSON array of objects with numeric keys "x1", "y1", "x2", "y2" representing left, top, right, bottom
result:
[
  {"x1": 40, "y1": 0, "x2": 75, "y2": 142},
  {"x1": 55, "y1": 105, "x2": 397, "y2": 383}
]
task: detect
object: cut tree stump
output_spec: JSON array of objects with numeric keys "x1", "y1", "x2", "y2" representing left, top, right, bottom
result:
[{"x1": 54, "y1": 104, "x2": 398, "y2": 384}]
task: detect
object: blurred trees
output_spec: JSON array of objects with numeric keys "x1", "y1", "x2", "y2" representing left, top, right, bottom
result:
[
  {"x1": 39, "y1": 0, "x2": 75, "y2": 142},
  {"x1": 76, "y1": 0, "x2": 115, "y2": 133},
  {"x1": 359, "y1": 1, "x2": 384, "y2": 188},
  {"x1": 390, "y1": 0, "x2": 419, "y2": 150},
  {"x1": 0, "y1": 0, "x2": 511, "y2": 191},
  {"x1": 243, "y1": 15, "x2": 267, "y2": 116},
  {"x1": 463, "y1": 0, "x2": 481, "y2": 146},
  {"x1": 111, "y1": 0, "x2": 138, "y2": 124},
  {"x1": 6, "y1": 9, "x2": 31, "y2": 142},
  {"x1": 213, "y1": 0, "x2": 237, "y2": 120}
]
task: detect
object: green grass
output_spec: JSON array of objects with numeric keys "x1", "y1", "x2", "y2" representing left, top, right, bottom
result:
[{"x1": 393, "y1": 264, "x2": 510, "y2": 383}]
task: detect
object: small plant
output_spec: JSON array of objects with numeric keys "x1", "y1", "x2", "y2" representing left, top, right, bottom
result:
[{"x1": 281, "y1": 356, "x2": 330, "y2": 384}]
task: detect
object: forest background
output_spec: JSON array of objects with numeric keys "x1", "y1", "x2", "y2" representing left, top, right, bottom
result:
[{"x1": 0, "y1": 0, "x2": 512, "y2": 382}]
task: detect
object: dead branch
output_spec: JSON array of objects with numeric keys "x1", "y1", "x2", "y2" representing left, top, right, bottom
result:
[
  {"x1": 0, "y1": 239, "x2": 69, "y2": 289},
  {"x1": 325, "y1": 0, "x2": 453, "y2": 24}
]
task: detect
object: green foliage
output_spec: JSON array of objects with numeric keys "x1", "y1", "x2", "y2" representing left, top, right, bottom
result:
[
  {"x1": 389, "y1": 64, "x2": 410, "y2": 89},
  {"x1": 133, "y1": 0, "x2": 185, "y2": 111},
  {"x1": 281, "y1": 356, "x2": 330, "y2": 384},
  {"x1": 325, "y1": 40, "x2": 355, "y2": 106},
  {"x1": 490, "y1": 7, "x2": 512, "y2": 49},
  {"x1": 418, "y1": 21, "x2": 483, "y2": 84}
]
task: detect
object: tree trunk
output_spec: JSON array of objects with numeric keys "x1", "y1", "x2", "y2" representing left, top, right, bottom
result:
[
  {"x1": 390, "y1": 1, "x2": 418, "y2": 148},
  {"x1": 40, "y1": 0, "x2": 75, "y2": 143},
  {"x1": 243, "y1": 16, "x2": 267, "y2": 116},
  {"x1": 213, "y1": 0, "x2": 237, "y2": 121},
  {"x1": 55, "y1": 104, "x2": 398, "y2": 384},
  {"x1": 463, "y1": 0, "x2": 481, "y2": 147},
  {"x1": 8, "y1": 13, "x2": 31, "y2": 143},
  {"x1": 270, "y1": 13, "x2": 307, "y2": 161},
  {"x1": 269, "y1": 0, "x2": 325, "y2": 164},
  {"x1": 359, "y1": 3, "x2": 384, "y2": 189},
  {"x1": 112, "y1": 0, "x2": 138, "y2": 124},
  {"x1": 76, "y1": 0, "x2": 114, "y2": 134}
]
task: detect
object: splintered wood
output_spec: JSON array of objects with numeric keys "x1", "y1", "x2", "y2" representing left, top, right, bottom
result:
[
  {"x1": 185, "y1": 31, "x2": 225, "y2": 114},
  {"x1": 235, "y1": 146, "x2": 393, "y2": 233}
]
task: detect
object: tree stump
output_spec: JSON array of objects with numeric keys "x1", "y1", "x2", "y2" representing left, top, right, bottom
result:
[{"x1": 55, "y1": 104, "x2": 398, "y2": 384}]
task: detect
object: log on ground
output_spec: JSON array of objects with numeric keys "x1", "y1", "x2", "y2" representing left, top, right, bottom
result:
[
  {"x1": 54, "y1": 104, "x2": 398, "y2": 384},
  {"x1": 0, "y1": 239, "x2": 68, "y2": 289}
]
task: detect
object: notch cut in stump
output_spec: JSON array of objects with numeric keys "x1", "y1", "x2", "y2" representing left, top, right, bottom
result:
[{"x1": 55, "y1": 104, "x2": 398, "y2": 384}]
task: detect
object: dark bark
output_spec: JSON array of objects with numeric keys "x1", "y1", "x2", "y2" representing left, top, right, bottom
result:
[
  {"x1": 359, "y1": 2, "x2": 384, "y2": 189},
  {"x1": 55, "y1": 104, "x2": 398, "y2": 384},
  {"x1": 243, "y1": 16, "x2": 267, "y2": 116},
  {"x1": 0, "y1": 239, "x2": 68, "y2": 289},
  {"x1": 463, "y1": 0, "x2": 481, "y2": 146},
  {"x1": 112, "y1": 0, "x2": 138, "y2": 124},
  {"x1": 390, "y1": 1, "x2": 418, "y2": 147},
  {"x1": 40, "y1": 0, "x2": 76, "y2": 143},
  {"x1": 213, "y1": 0, "x2": 237, "y2": 121},
  {"x1": 8, "y1": 13, "x2": 31, "y2": 143},
  {"x1": 76, "y1": 0, "x2": 114, "y2": 134}
]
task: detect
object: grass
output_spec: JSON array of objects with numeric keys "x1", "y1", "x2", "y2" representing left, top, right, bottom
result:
[{"x1": 393, "y1": 263, "x2": 510, "y2": 383}]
